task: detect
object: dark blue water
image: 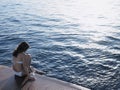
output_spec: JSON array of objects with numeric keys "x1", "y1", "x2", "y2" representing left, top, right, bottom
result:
[{"x1": 0, "y1": 0, "x2": 120, "y2": 89}]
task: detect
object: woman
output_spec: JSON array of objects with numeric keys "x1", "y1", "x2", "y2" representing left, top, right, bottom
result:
[{"x1": 12, "y1": 42, "x2": 35, "y2": 88}]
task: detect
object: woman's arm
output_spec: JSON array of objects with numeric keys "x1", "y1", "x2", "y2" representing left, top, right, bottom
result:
[
  {"x1": 22, "y1": 54, "x2": 31, "y2": 76},
  {"x1": 22, "y1": 54, "x2": 35, "y2": 86}
]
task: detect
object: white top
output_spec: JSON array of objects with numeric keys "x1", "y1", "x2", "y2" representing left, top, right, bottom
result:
[
  {"x1": 14, "y1": 71, "x2": 23, "y2": 77},
  {"x1": 13, "y1": 60, "x2": 23, "y2": 77}
]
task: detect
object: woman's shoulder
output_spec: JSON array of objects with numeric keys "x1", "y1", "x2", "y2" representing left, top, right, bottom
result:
[
  {"x1": 22, "y1": 53, "x2": 31, "y2": 60},
  {"x1": 18, "y1": 52, "x2": 30, "y2": 56},
  {"x1": 25, "y1": 53, "x2": 31, "y2": 58},
  {"x1": 17, "y1": 53, "x2": 31, "y2": 59}
]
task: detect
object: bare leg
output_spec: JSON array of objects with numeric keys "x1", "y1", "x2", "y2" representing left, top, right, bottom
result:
[{"x1": 30, "y1": 66, "x2": 45, "y2": 75}]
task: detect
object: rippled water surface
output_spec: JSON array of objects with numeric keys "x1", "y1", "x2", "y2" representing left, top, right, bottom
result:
[{"x1": 0, "y1": 0, "x2": 120, "y2": 89}]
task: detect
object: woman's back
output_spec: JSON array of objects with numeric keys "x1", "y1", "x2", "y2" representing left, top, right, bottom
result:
[{"x1": 13, "y1": 53, "x2": 25, "y2": 72}]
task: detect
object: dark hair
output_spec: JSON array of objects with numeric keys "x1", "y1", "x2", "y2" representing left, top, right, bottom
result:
[{"x1": 13, "y1": 42, "x2": 29, "y2": 57}]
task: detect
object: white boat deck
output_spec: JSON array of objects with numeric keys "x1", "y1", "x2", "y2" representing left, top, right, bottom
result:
[{"x1": 0, "y1": 65, "x2": 90, "y2": 90}]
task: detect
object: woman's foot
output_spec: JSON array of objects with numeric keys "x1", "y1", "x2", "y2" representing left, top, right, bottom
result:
[{"x1": 35, "y1": 69, "x2": 45, "y2": 75}]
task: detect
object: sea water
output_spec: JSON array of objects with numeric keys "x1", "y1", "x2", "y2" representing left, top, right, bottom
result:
[{"x1": 0, "y1": 0, "x2": 120, "y2": 89}]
